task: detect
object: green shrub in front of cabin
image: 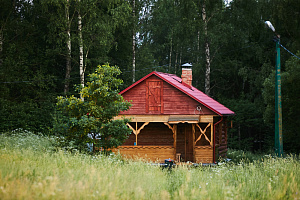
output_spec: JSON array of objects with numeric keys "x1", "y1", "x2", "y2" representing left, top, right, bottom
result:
[{"x1": 53, "y1": 64, "x2": 132, "y2": 152}]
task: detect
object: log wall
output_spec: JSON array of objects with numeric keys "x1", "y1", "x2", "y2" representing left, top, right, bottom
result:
[
  {"x1": 194, "y1": 146, "x2": 213, "y2": 163},
  {"x1": 215, "y1": 120, "x2": 228, "y2": 159},
  {"x1": 112, "y1": 146, "x2": 175, "y2": 163},
  {"x1": 122, "y1": 122, "x2": 173, "y2": 146}
]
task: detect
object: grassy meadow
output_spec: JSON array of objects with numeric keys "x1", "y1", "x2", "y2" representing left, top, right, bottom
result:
[{"x1": 0, "y1": 130, "x2": 299, "y2": 200}]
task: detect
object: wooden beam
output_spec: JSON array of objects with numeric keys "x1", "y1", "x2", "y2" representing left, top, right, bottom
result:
[
  {"x1": 136, "y1": 122, "x2": 149, "y2": 135},
  {"x1": 126, "y1": 123, "x2": 136, "y2": 135},
  {"x1": 126, "y1": 122, "x2": 149, "y2": 146},
  {"x1": 114, "y1": 115, "x2": 169, "y2": 122},
  {"x1": 164, "y1": 122, "x2": 177, "y2": 158},
  {"x1": 115, "y1": 115, "x2": 216, "y2": 123},
  {"x1": 192, "y1": 124, "x2": 196, "y2": 162},
  {"x1": 164, "y1": 122, "x2": 173, "y2": 130},
  {"x1": 210, "y1": 122, "x2": 213, "y2": 146},
  {"x1": 168, "y1": 120, "x2": 199, "y2": 124},
  {"x1": 199, "y1": 115, "x2": 214, "y2": 123},
  {"x1": 163, "y1": 122, "x2": 177, "y2": 142},
  {"x1": 195, "y1": 123, "x2": 211, "y2": 146},
  {"x1": 135, "y1": 121, "x2": 137, "y2": 145},
  {"x1": 161, "y1": 81, "x2": 164, "y2": 114},
  {"x1": 185, "y1": 125, "x2": 187, "y2": 161},
  {"x1": 174, "y1": 124, "x2": 177, "y2": 151}
]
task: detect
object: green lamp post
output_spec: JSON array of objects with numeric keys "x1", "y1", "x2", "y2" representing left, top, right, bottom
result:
[{"x1": 265, "y1": 21, "x2": 283, "y2": 157}]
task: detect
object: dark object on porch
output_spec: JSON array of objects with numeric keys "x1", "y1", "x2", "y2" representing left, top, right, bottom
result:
[{"x1": 164, "y1": 158, "x2": 175, "y2": 170}]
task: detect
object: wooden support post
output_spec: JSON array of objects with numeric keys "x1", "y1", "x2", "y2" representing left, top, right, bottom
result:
[
  {"x1": 164, "y1": 122, "x2": 177, "y2": 159},
  {"x1": 192, "y1": 124, "x2": 196, "y2": 162},
  {"x1": 135, "y1": 134, "x2": 138, "y2": 146},
  {"x1": 185, "y1": 126, "x2": 186, "y2": 161},
  {"x1": 126, "y1": 122, "x2": 150, "y2": 146},
  {"x1": 135, "y1": 121, "x2": 138, "y2": 145},
  {"x1": 210, "y1": 122, "x2": 213, "y2": 147}
]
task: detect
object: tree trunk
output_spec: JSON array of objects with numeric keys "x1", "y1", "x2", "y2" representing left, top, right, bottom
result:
[
  {"x1": 202, "y1": 1, "x2": 211, "y2": 96},
  {"x1": 64, "y1": 0, "x2": 71, "y2": 95},
  {"x1": 0, "y1": 31, "x2": 3, "y2": 67},
  {"x1": 169, "y1": 34, "x2": 173, "y2": 73},
  {"x1": 78, "y1": 0, "x2": 84, "y2": 100},
  {"x1": 196, "y1": 30, "x2": 200, "y2": 64},
  {"x1": 175, "y1": 47, "x2": 178, "y2": 75},
  {"x1": 132, "y1": 0, "x2": 136, "y2": 83},
  {"x1": 179, "y1": 47, "x2": 182, "y2": 67}
]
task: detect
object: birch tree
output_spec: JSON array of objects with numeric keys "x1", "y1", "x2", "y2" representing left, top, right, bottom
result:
[
  {"x1": 78, "y1": 0, "x2": 84, "y2": 100},
  {"x1": 64, "y1": 0, "x2": 72, "y2": 95},
  {"x1": 132, "y1": 0, "x2": 136, "y2": 83}
]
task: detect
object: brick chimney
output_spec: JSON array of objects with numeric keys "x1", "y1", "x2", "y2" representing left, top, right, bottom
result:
[{"x1": 181, "y1": 63, "x2": 192, "y2": 87}]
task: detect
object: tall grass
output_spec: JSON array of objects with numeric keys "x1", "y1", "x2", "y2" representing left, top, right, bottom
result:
[{"x1": 0, "y1": 130, "x2": 299, "y2": 199}]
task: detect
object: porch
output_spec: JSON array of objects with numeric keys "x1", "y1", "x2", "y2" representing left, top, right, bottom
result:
[{"x1": 112, "y1": 115, "x2": 218, "y2": 163}]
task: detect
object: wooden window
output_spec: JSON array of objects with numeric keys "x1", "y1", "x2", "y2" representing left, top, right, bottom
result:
[{"x1": 146, "y1": 80, "x2": 163, "y2": 113}]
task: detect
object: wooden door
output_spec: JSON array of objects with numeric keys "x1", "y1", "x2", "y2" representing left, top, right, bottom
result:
[
  {"x1": 185, "y1": 125, "x2": 194, "y2": 162},
  {"x1": 146, "y1": 80, "x2": 163, "y2": 113},
  {"x1": 176, "y1": 124, "x2": 194, "y2": 162}
]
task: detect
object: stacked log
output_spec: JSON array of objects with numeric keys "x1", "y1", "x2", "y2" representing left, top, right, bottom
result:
[{"x1": 218, "y1": 121, "x2": 228, "y2": 158}]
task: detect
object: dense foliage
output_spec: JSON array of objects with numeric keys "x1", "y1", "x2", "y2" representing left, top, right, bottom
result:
[
  {"x1": 1, "y1": 0, "x2": 299, "y2": 153},
  {"x1": 54, "y1": 64, "x2": 132, "y2": 151}
]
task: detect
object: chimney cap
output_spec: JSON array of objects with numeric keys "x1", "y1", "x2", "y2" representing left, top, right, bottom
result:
[{"x1": 182, "y1": 63, "x2": 192, "y2": 67}]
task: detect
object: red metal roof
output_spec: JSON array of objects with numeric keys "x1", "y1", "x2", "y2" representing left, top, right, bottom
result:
[{"x1": 120, "y1": 71, "x2": 235, "y2": 116}]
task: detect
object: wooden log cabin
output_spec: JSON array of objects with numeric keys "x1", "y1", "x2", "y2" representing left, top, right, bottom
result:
[{"x1": 113, "y1": 66, "x2": 235, "y2": 163}]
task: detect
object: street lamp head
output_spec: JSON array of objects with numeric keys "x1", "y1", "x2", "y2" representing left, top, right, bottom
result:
[
  {"x1": 265, "y1": 21, "x2": 280, "y2": 39},
  {"x1": 265, "y1": 21, "x2": 275, "y2": 32},
  {"x1": 181, "y1": 63, "x2": 192, "y2": 67}
]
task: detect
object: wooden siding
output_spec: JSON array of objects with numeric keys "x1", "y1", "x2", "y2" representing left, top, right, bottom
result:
[
  {"x1": 122, "y1": 122, "x2": 173, "y2": 146},
  {"x1": 163, "y1": 82, "x2": 215, "y2": 115},
  {"x1": 215, "y1": 119, "x2": 228, "y2": 158},
  {"x1": 119, "y1": 80, "x2": 146, "y2": 115},
  {"x1": 111, "y1": 146, "x2": 175, "y2": 162},
  {"x1": 194, "y1": 146, "x2": 213, "y2": 163},
  {"x1": 120, "y1": 75, "x2": 215, "y2": 115}
]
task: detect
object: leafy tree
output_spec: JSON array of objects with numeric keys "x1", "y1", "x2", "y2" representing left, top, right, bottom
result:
[
  {"x1": 54, "y1": 64, "x2": 132, "y2": 152},
  {"x1": 263, "y1": 52, "x2": 300, "y2": 154},
  {"x1": 0, "y1": 0, "x2": 57, "y2": 133}
]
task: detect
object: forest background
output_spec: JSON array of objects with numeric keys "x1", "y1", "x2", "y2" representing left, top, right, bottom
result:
[{"x1": 1, "y1": 0, "x2": 299, "y2": 154}]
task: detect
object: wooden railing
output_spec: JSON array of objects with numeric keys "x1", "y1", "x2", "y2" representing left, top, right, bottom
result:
[
  {"x1": 111, "y1": 145, "x2": 175, "y2": 163},
  {"x1": 194, "y1": 146, "x2": 213, "y2": 163},
  {"x1": 108, "y1": 145, "x2": 213, "y2": 163}
]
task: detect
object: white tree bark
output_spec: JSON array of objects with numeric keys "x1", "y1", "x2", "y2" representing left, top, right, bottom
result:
[
  {"x1": 169, "y1": 34, "x2": 173, "y2": 73},
  {"x1": 175, "y1": 46, "x2": 178, "y2": 75},
  {"x1": 0, "y1": 31, "x2": 3, "y2": 67},
  {"x1": 197, "y1": 30, "x2": 200, "y2": 64},
  {"x1": 202, "y1": 1, "x2": 211, "y2": 96},
  {"x1": 78, "y1": 0, "x2": 84, "y2": 100},
  {"x1": 132, "y1": 0, "x2": 136, "y2": 83},
  {"x1": 64, "y1": 0, "x2": 72, "y2": 95}
]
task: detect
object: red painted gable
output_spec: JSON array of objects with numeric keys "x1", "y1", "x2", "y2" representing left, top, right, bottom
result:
[{"x1": 120, "y1": 71, "x2": 235, "y2": 116}]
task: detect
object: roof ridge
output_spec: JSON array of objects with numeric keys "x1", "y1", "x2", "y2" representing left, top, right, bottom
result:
[{"x1": 156, "y1": 71, "x2": 182, "y2": 83}]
